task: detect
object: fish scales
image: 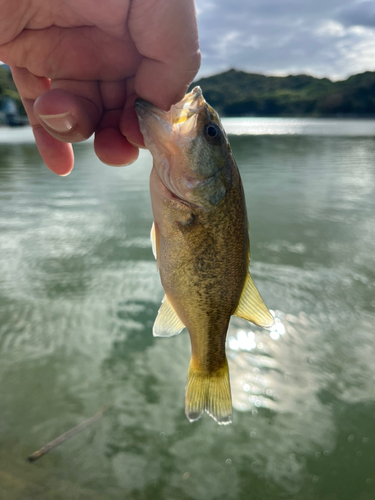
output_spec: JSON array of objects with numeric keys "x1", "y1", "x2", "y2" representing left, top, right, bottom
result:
[
  {"x1": 154, "y1": 162, "x2": 248, "y2": 372},
  {"x1": 135, "y1": 87, "x2": 274, "y2": 424}
]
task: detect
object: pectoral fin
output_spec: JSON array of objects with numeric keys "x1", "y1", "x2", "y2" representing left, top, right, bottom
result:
[
  {"x1": 234, "y1": 272, "x2": 274, "y2": 328},
  {"x1": 150, "y1": 222, "x2": 159, "y2": 271},
  {"x1": 153, "y1": 296, "x2": 185, "y2": 337}
]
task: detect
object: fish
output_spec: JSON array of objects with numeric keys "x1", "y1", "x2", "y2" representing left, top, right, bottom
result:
[{"x1": 135, "y1": 87, "x2": 274, "y2": 425}]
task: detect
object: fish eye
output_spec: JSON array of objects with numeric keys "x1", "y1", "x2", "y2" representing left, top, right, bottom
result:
[{"x1": 204, "y1": 123, "x2": 222, "y2": 143}]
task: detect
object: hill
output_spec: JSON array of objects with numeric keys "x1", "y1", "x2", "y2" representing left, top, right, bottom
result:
[
  {"x1": 190, "y1": 69, "x2": 375, "y2": 117},
  {"x1": 2, "y1": 65, "x2": 375, "y2": 117}
]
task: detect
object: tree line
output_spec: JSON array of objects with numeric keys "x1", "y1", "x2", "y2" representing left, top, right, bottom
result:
[
  {"x1": 2, "y1": 64, "x2": 375, "y2": 117},
  {"x1": 0, "y1": 65, "x2": 24, "y2": 114},
  {"x1": 191, "y1": 69, "x2": 375, "y2": 117}
]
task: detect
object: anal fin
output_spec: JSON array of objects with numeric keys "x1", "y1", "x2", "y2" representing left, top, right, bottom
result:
[
  {"x1": 234, "y1": 272, "x2": 274, "y2": 328},
  {"x1": 153, "y1": 296, "x2": 185, "y2": 337}
]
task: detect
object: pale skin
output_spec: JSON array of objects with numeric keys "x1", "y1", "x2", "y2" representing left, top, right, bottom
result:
[{"x1": 0, "y1": 0, "x2": 201, "y2": 175}]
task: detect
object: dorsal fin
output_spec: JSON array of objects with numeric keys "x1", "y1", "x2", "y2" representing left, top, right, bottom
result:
[
  {"x1": 150, "y1": 222, "x2": 160, "y2": 271},
  {"x1": 153, "y1": 296, "x2": 185, "y2": 337},
  {"x1": 234, "y1": 272, "x2": 274, "y2": 328}
]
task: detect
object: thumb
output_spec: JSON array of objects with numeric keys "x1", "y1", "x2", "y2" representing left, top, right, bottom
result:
[{"x1": 34, "y1": 80, "x2": 102, "y2": 143}]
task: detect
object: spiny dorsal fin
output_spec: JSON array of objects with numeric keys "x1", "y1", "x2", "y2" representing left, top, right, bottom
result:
[
  {"x1": 234, "y1": 272, "x2": 274, "y2": 328},
  {"x1": 153, "y1": 296, "x2": 185, "y2": 337},
  {"x1": 150, "y1": 222, "x2": 159, "y2": 271}
]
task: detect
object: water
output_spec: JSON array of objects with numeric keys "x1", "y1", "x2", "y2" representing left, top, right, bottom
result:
[{"x1": 0, "y1": 120, "x2": 375, "y2": 499}]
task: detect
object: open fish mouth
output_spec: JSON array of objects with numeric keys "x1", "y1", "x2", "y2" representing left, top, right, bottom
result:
[
  {"x1": 135, "y1": 86, "x2": 221, "y2": 210},
  {"x1": 135, "y1": 87, "x2": 206, "y2": 147},
  {"x1": 169, "y1": 86, "x2": 205, "y2": 126}
]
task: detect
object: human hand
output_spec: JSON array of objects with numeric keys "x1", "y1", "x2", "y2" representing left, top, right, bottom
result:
[{"x1": 0, "y1": 0, "x2": 200, "y2": 175}]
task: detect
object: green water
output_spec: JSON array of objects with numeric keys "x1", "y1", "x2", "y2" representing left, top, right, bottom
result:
[{"x1": 0, "y1": 121, "x2": 375, "y2": 499}]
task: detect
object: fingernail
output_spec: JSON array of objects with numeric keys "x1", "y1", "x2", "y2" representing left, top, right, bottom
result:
[
  {"x1": 39, "y1": 112, "x2": 75, "y2": 133},
  {"x1": 128, "y1": 139, "x2": 145, "y2": 148}
]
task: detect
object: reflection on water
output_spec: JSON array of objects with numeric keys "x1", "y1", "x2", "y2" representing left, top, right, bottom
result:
[
  {"x1": 224, "y1": 117, "x2": 375, "y2": 136},
  {"x1": 0, "y1": 122, "x2": 375, "y2": 499},
  {"x1": 3, "y1": 119, "x2": 375, "y2": 144}
]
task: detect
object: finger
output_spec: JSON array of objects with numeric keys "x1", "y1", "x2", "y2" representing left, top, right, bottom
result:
[
  {"x1": 0, "y1": 26, "x2": 141, "y2": 81},
  {"x1": 33, "y1": 126, "x2": 75, "y2": 176},
  {"x1": 11, "y1": 66, "x2": 74, "y2": 175},
  {"x1": 120, "y1": 77, "x2": 145, "y2": 149},
  {"x1": 10, "y1": 66, "x2": 51, "y2": 100},
  {"x1": 94, "y1": 120, "x2": 139, "y2": 166},
  {"x1": 34, "y1": 80, "x2": 102, "y2": 142},
  {"x1": 94, "y1": 80, "x2": 139, "y2": 165},
  {"x1": 99, "y1": 80, "x2": 127, "y2": 111},
  {"x1": 129, "y1": 0, "x2": 201, "y2": 110}
]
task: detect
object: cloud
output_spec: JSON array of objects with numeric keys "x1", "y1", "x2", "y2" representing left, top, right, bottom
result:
[
  {"x1": 338, "y1": 0, "x2": 375, "y2": 28},
  {"x1": 195, "y1": 0, "x2": 375, "y2": 79}
]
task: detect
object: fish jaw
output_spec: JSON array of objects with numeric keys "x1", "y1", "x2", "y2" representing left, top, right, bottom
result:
[
  {"x1": 134, "y1": 87, "x2": 206, "y2": 206},
  {"x1": 134, "y1": 86, "x2": 205, "y2": 160},
  {"x1": 135, "y1": 87, "x2": 230, "y2": 210}
]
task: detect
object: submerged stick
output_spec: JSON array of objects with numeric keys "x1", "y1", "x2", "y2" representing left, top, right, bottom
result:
[{"x1": 27, "y1": 406, "x2": 108, "y2": 462}]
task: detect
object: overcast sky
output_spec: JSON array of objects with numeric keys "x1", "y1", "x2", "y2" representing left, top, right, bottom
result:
[{"x1": 195, "y1": 0, "x2": 375, "y2": 80}]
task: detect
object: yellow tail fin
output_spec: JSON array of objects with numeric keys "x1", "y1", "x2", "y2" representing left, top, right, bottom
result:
[{"x1": 185, "y1": 360, "x2": 232, "y2": 425}]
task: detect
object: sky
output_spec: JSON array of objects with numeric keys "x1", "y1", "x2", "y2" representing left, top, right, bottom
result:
[
  {"x1": 1, "y1": 0, "x2": 375, "y2": 81},
  {"x1": 195, "y1": 0, "x2": 375, "y2": 80}
]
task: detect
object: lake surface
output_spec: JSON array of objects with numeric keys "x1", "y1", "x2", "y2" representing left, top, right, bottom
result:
[{"x1": 0, "y1": 119, "x2": 375, "y2": 499}]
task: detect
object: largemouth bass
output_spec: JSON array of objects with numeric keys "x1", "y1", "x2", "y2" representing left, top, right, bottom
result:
[{"x1": 135, "y1": 87, "x2": 273, "y2": 425}]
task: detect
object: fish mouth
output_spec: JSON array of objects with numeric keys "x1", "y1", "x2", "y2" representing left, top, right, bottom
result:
[
  {"x1": 134, "y1": 86, "x2": 205, "y2": 148},
  {"x1": 169, "y1": 86, "x2": 205, "y2": 126},
  {"x1": 135, "y1": 87, "x2": 208, "y2": 208}
]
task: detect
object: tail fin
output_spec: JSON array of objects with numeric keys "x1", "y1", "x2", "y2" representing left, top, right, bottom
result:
[{"x1": 185, "y1": 360, "x2": 232, "y2": 425}]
